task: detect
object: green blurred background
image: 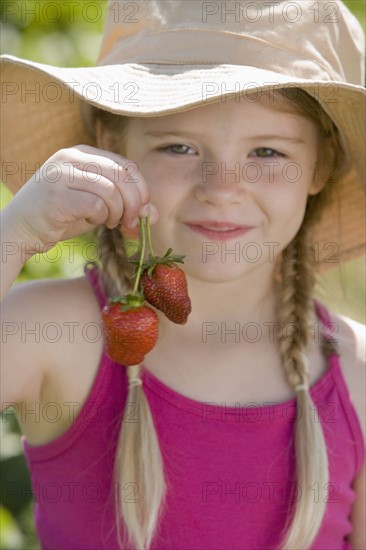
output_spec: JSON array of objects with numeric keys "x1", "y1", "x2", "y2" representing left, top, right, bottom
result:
[{"x1": 0, "y1": 1, "x2": 365, "y2": 547}]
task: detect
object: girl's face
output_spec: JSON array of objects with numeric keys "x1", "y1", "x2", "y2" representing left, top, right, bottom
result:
[{"x1": 121, "y1": 97, "x2": 321, "y2": 283}]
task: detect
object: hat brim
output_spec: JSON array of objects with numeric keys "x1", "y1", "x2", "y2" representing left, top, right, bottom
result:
[{"x1": 1, "y1": 54, "x2": 365, "y2": 271}]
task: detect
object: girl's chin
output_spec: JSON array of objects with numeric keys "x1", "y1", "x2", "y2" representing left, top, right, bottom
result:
[{"x1": 184, "y1": 261, "x2": 265, "y2": 284}]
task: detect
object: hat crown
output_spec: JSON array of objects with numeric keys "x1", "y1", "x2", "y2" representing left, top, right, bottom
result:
[{"x1": 98, "y1": 0, "x2": 365, "y2": 85}]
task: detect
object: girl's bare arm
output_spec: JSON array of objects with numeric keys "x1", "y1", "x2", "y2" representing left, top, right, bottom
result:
[
  {"x1": 1, "y1": 144, "x2": 157, "y2": 409},
  {"x1": 333, "y1": 313, "x2": 366, "y2": 548},
  {"x1": 350, "y1": 461, "x2": 366, "y2": 548}
]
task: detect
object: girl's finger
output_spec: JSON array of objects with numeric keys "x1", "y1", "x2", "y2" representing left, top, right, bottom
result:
[
  {"x1": 72, "y1": 145, "x2": 151, "y2": 207},
  {"x1": 63, "y1": 170, "x2": 124, "y2": 229},
  {"x1": 63, "y1": 188, "x2": 110, "y2": 226},
  {"x1": 65, "y1": 148, "x2": 151, "y2": 226}
]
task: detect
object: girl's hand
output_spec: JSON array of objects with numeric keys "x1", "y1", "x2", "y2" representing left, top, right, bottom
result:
[{"x1": 4, "y1": 145, "x2": 159, "y2": 254}]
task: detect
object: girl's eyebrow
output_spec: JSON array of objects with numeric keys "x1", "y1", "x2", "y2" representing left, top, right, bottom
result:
[
  {"x1": 251, "y1": 134, "x2": 305, "y2": 144},
  {"x1": 143, "y1": 130, "x2": 200, "y2": 138},
  {"x1": 143, "y1": 130, "x2": 305, "y2": 143}
]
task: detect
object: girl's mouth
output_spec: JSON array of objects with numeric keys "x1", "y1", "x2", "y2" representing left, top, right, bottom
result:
[{"x1": 184, "y1": 222, "x2": 254, "y2": 241}]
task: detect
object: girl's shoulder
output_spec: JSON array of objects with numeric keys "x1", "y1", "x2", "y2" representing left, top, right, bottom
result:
[
  {"x1": 331, "y1": 310, "x2": 366, "y2": 548},
  {"x1": 327, "y1": 309, "x2": 365, "y2": 439},
  {"x1": 1, "y1": 274, "x2": 104, "y2": 443},
  {"x1": 7, "y1": 271, "x2": 101, "y2": 318},
  {"x1": 1, "y1": 276, "x2": 103, "y2": 408}
]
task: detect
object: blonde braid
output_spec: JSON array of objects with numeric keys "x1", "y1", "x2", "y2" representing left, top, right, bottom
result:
[
  {"x1": 277, "y1": 197, "x2": 331, "y2": 550},
  {"x1": 91, "y1": 225, "x2": 134, "y2": 298},
  {"x1": 115, "y1": 363, "x2": 169, "y2": 550},
  {"x1": 278, "y1": 224, "x2": 314, "y2": 391}
]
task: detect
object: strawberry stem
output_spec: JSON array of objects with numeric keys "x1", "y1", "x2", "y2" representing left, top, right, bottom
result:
[
  {"x1": 132, "y1": 216, "x2": 146, "y2": 295},
  {"x1": 145, "y1": 214, "x2": 155, "y2": 258}
]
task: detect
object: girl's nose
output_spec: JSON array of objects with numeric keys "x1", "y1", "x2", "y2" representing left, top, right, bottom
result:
[{"x1": 194, "y1": 160, "x2": 247, "y2": 207}]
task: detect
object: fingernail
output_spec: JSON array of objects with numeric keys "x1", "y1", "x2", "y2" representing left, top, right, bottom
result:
[{"x1": 140, "y1": 204, "x2": 150, "y2": 217}]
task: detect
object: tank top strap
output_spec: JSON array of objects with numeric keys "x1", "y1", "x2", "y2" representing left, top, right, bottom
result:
[
  {"x1": 84, "y1": 262, "x2": 107, "y2": 310},
  {"x1": 314, "y1": 299, "x2": 340, "y2": 358}
]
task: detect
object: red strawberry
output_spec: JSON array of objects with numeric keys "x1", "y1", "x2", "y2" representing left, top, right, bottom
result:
[
  {"x1": 140, "y1": 250, "x2": 191, "y2": 324},
  {"x1": 102, "y1": 294, "x2": 158, "y2": 366}
]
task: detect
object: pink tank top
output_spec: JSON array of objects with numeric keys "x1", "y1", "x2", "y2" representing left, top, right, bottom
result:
[{"x1": 21, "y1": 265, "x2": 365, "y2": 549}]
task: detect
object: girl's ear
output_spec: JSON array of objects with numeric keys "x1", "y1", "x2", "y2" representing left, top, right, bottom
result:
[
  {"x1": 95, "y1": 117, "x2": 120, "y2": 153},
  {"x1": 308, "y1": 139, "x2": 335, "y2": 196}
]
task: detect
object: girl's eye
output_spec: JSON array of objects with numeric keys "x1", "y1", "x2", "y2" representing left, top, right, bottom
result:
[
  {"x1": 251, "y1": 148, "x2": 286, "y2": 158},
  {"x1": 159, "y1": 144, "x2": 196, "y2": 155}
]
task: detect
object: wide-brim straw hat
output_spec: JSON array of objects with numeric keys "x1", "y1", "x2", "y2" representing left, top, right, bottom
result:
[{"x1": 1, "y1": 0, "x2": 365, "y2": 272}]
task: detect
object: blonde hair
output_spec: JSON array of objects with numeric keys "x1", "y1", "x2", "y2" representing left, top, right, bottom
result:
[{"x1": 84, "y1": 88, "x2": 347, "y2": 549}]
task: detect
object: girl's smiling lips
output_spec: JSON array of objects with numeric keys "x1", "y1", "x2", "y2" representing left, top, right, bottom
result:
[{"x1": 184, "y1": 220, "x2": 255, "y2": 241}]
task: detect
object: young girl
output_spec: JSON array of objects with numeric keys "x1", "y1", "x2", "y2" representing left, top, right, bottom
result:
[{"x1": 1, "y1": 1, "x2": 365, "y2": 549}]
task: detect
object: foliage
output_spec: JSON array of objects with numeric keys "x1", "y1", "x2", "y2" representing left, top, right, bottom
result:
[{"x1": 0, "y1": 0, "x2": 106, "y2": 66}]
